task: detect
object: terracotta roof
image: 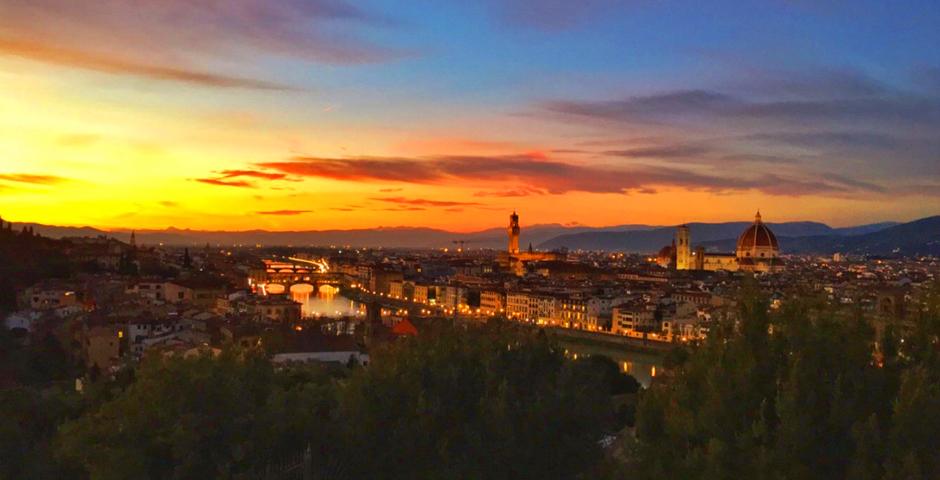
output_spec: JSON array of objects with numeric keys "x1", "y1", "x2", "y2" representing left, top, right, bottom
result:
[
  {"x1": 391, "y1": 319, "x2": 418, "y2": 336},
  {"x1": 737, "y1": 212, "x2": 779, "y2": 250}
]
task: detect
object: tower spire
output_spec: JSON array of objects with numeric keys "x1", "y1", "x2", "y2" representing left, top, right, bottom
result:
[
  {"x1": 755, "y1": 210, "x2": 762, "y2": 223},
  {"x1": 508, "y1": 211, "x2": 520, "y2": 254}
]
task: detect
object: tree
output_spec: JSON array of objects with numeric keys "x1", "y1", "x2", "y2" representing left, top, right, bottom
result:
[
  {"x1": 54, "y1": 351, "x2": 340, "y2": 479},
  {"x1": 883, "y1": 368, "x2": 940, "y2": 479},
  {"x1": 630, "y1": 284, "x2": 940, "y2": 480},
  {"x1": 335, "y1": 325, "x2": 611, "y2": 479},
  {"x1": 0, "y1": 386, "x2": 83, "y2": 479}
]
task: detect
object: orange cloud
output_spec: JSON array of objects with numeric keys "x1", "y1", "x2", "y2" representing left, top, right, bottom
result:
[
  {"x1": 195, "y1": 178, "x2": 254, "y2": 188},
  {"x1": 370, "y1": 197, "x2": 482, "y2": 207},
  {"x1": 218, "y1": 170, "x2": 291, "y2": 180},
  {"x1": 259, "y1": 154, "x2": 889, "y2": 197},
  {"x1": 0, "y1": 173, "x2": 68, "y2": 185},
  {"x1": 256, "y1": 210, "x2": 311, "y2": 215}
]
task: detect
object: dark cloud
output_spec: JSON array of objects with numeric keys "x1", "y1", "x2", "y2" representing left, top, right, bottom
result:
[
  {"x1": 732, "y1": 69, "x2": 888, "y2": 99},
  {"x1": 736, "y1": 97, "x2": 940, "y2": 125},
  {"x1": 603, "y1": 144, "x2": 710, "y2": 158},
  {"x1": 820, "y1": 173, "x2": 887, "y2": 193},
  {"x1": 540, "y1": 68, "x2": 940, "y2": 184},
  {"x1": 258, "y1": 154, "x2": 891, "y2": 198},
  {"x1": 378, "y1": 187, "x2": 403, "y2": 192},
  {"x1": 742, "y1": 131, "x2": 900, "y2": 149},
  {"x1": 717, "y1": 153, "x2": 802, "y2": 165},
  {"x1": 544, "y1": 90, "x2": 738, "y2": 124},
  {"x1": 159, "y1": 201, "x2": 178, "y2": 208},
  {"x1": 256, "y1": 210, "x2": 311, "y2": 215},
  {"x1": 0, "y1": 173, "x2": 68, "y2": 185},
  {"x1": 543, "y1": 90, "x2": 940, "y2": 127}
]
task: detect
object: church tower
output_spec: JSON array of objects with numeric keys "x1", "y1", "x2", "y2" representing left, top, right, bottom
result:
[
  {"x1": 508, "y1": 211, "x2": 520, "y2": 254},
  {"x1": 675, "y1": 225, "x2": 691, "y2": 270}
]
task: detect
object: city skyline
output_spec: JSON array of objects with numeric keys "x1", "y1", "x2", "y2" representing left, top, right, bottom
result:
[{"x1": 3, "y1": 0, "x2": 940, "y2": 231}]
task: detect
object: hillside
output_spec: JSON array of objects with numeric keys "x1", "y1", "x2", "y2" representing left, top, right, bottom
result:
[
  {"x1": 538, "y1": 222, "x2": 835, "y2": 253},
  {"x1": 696, "y1": 217, "x2": 940, "y2": 256},
  {"x1": 5, "y1": 218, "x2": 921, "y2": 253},
  {"x1": 8, "y1": 221, "x2": 656, "y2": 249}
]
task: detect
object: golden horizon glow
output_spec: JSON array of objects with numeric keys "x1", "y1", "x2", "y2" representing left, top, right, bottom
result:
[{"x1": 3, "y1": 2, "x2": 938, "y2": 231}]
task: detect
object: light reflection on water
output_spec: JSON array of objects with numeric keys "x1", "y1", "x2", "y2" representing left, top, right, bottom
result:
[
  {"x1": 563, "y1": 345, "x2": 662, "y2": 387},
  {"x1": 291, "y1": 288, "x2": 363, "y2": 318}
]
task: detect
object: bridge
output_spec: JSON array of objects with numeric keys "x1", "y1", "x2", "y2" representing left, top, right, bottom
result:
[{"x1": 250, "y1": 258, "x2": 350, "y2": 295}]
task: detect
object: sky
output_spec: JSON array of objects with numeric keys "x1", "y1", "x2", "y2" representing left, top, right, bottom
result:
[{"x1": 1, "y1": 0, "x2": 939, "y2": 232}]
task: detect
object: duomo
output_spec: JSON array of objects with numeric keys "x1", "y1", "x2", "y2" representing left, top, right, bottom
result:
[{"x1": 657, "y1": 211, "x2": 785, "y2": 273}]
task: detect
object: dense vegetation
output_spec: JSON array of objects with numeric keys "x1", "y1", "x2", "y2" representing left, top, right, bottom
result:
[
  {"x1": 0, "y1": 323, "x2": 618, "y2": 479},
  {"x1": 0, "y1": 227, "x2": 71, "y2": 314},
  {"x1": 631, "y1": 282, "x2": 940, "y2": 479},
  {"x1": 2, "y1": 283, "x2": 939, "y2": 479}
]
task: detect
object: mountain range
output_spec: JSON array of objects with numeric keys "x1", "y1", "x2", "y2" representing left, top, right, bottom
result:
[{"x1": 5, "y1": 216, "x2": 938, "y2": 256}]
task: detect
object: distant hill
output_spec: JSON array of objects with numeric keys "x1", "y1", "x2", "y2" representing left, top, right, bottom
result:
[
  {"x1": 538, "y1": 222, "x2": 835, "y2": 253},
  {"x1": 6, "y1": 217, "x2": 920, "y2": 253},
  {"x1": 7, "y1": 221, "x2": 654, "y2": 249},
  {"x1": 796, "y1": 216, "x2": 940, "y2": 256},
  {"x1": 697, "y1": 218, "x2": 939, "y2": 256},
  {"x1": 832, "y1": 222, "x2": 899, "y2": 236}
]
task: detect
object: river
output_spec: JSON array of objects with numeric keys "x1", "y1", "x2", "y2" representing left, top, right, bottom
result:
[
  {"x1": 290, "y1": 286, "x2": 365, "y2": 318},
  {"x1": 558, "y1": 340, "x2": 664, "y2": 387}
]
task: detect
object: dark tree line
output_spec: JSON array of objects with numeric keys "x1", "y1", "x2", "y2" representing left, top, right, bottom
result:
[
  {"x1": 630, "y1": 282, "x2": 940, "y2": 480},
  {"x1": 0, "y1": 224, "x2": 71, "y2": 314},
  {"x1": 1, "y1": 323, "x2": 617, "y2": 479},
  {"x1": 3, "y1": 283, "x2": 939, "y2": 479}
]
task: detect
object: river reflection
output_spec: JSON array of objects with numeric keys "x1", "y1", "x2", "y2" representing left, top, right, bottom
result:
[
  {"x1": 561, "y1": 343, "x2": 663, "y2": 387},
  {"x1": 290, "y1": 286, "x2": 364, "y2": 318}
]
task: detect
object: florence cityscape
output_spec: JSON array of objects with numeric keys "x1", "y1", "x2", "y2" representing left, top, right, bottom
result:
[{"x1": 2, "y1": 1, "x2": 940, "y2": 479}]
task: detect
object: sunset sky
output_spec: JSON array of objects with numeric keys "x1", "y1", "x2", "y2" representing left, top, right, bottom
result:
[{"x1": 2, "y1": 0, "x2": 939, "y2": 232}]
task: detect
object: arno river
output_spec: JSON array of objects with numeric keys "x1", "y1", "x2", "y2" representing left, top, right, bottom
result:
[
  {"x1": 290, "y1": 286, "x2": 364, "y2": 318},
  {"x1": 286, "y1": 286, "x2": 663, "y2": 386}
]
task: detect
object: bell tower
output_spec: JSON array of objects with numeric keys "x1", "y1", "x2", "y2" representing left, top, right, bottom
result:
[
  {"x1": 675, "y1": 225, "x2": 691, "y2": 270},
  {"x1": 508, "y1": 211, "x2": 520, "y2": 254}
]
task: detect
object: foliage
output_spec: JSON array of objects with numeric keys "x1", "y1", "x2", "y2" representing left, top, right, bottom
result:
[
  {"x1": 0, "y1": 386, "x2": 83, "y2": 479},
  {"x1": 631, "y1": 282, "x2": 940, "y2": 480},
  {"x1": 43, "y1": 324, "x2": 615, "y2": 479},
  {"x1": 0, "y1": 229, "x2": 71, "y2": 313},
  {"x1": 0, "y1": 326, "x2": 80, "y2": 386},
  {"x1": 53, "y1": 351, "x2": 341, "y2": 479},
  {"x1": 335, "y1": 324, "x2": 612, "y2": 479}
]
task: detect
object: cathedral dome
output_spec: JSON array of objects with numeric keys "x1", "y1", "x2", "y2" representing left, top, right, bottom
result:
[{"x1": 736, "y1": 211, "x2": 779, "y2": 258}]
